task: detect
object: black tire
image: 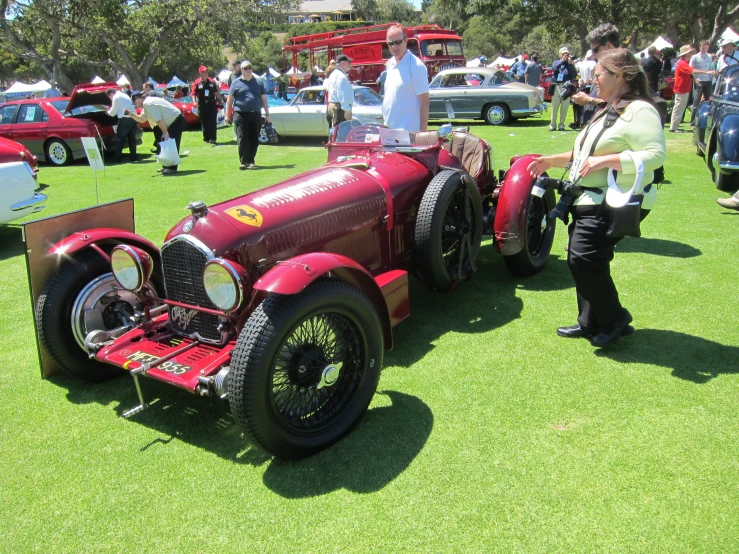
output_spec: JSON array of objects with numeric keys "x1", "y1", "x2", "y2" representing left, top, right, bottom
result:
[
  {"x1": 714, "y1": 166, "x2": 739, "y2": 192},
  {"x1": 503, "y1": 187, "x2": 556, "y2": 276},
  {"x1": 483, "y1": 103, "x2": 511, "y2": 126},
  {"x1": 45, "y1": 138, "x2": 72, "y2": 166},
  {"x1": 229, "y1": 280, "x2": 383, "y2": 459},
  {"x1": 35, "y1": 249, "x2": 150, "y2": 381},
  {"x1": 414, "y1": 170, "x2": 483, "y2": 291}
]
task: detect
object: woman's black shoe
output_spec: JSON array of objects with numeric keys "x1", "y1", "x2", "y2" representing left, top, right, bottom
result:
[{"x1": 556, "y1": 324, "x2": 596, "y2": 338}]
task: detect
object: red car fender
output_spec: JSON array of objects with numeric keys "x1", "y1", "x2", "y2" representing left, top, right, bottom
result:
[
  {"x1": 48, "y1": 228, "x2": 160, "y2": 262},
  {"x1": 493, "y1": 154, "x2": 541, "y2": 256},
  {"x1": 254, "y1": 252, "x2": 393, "y2": 348}
]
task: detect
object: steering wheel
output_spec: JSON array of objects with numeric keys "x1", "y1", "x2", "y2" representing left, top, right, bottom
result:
[{"x1": 345, "y1": 124, "x2": 381, "y2": 143}]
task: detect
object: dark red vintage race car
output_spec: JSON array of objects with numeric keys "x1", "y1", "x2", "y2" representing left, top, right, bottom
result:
[{"x1": 34, "y1": 121, "x2": 555, "y2": 459}]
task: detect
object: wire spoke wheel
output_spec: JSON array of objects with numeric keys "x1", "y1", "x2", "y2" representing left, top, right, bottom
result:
[
  {"x1": 271, "y1": 312, "x2": 365, "y2": 434},
  {"x1": 229, "y1": 280, "x2": 383, "y2": 459}
]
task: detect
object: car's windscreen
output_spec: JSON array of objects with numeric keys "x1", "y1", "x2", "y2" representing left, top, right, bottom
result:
[
  {"x1": 354, "y1": 88, "x2": 382, "y2": 106},
  {"x1": 335, "y1": 119, "x2": 384, "y2": 143},
  {"x1": 446, "y1": 40, "x2": 464, "y2": 56},
  {"x1": 50, "y1": 99, "x2": 109, "y2": 116}
]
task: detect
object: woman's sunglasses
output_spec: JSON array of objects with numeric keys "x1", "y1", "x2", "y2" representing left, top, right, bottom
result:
[{"x1": 387, "y1": 39, "x2": 405, "y2": 46}]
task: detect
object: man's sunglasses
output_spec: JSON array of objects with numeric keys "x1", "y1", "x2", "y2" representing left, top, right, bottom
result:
[{"x1": 387, "y1": 39, "x2": 405, "y2": 46}]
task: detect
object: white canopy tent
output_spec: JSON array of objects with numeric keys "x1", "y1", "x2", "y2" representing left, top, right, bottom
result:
[
  {"x1": 286, "y1": 66, "x2": 309, "y2": 76},
  {"x1": 116, "y1": 75, "x2": 130, "y2": 86},
  {"x1": 91, "y1": 75, "x2": 106, "y2": 84},
  {"x1": 217, "y1": 68, "x2": 232, "y2": 82},
  {"x1": 466, "y1": 58, "x2": 484, "y2": 67},
  {"x1": 637, "y1": 36, "x2": 673, "y2": 58},
  {"x1": 721, "y1": 27, "x2": 739, "y2": 44},
  {"x1": 268, "y1": 67, "x2": 280, "y2": 77},
  {"x1": 488, "y1": 55, "x2": 523, "y2": 68},
  {"x1": 4, "y1": 80, "x2": 51, "y2": 94}
]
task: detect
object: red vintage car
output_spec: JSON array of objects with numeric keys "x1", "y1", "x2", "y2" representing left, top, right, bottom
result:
[
  {"x1": 33, "y1": 121, "x2": 555, "y2": 459},
  {"x1": 0, "y1": 136, "x2": 38, "y2": 171},
  {"x1": 0, "y1": 82, "x2": 143, "y2": 166}
]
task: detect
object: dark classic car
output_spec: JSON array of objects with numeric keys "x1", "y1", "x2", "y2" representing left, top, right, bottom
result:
[
  {"x1": 429, "y1": 67, "x2": 547, "y2": 126},
  {"x1": 0, "y1": 82, "x2": 143, "y2": 166},
  {"x1": 33, "y1": 121, "x2": 556, "y2": 459},
  {"x1": 694, "y1": 65, "x2": 739, "y2": 191}
]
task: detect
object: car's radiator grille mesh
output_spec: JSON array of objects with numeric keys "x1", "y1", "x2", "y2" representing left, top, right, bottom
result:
[{"x1": 161, "y1": 239, "x2": 222, "y2": 342}]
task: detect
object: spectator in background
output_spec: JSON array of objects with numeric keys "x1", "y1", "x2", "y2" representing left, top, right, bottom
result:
[
  {"x1": 670, "y1": 44, "x2": 716, "y2": 133},
  {"x1": 106, "y1": 87, "x2": 137, "y2": 163},
  {"x1": 524, "y1": 54, "x2": 542, "y2": 87},
  {"x1": 192, "y1": 65, "x2": 224, "y2": 145},
  {"x1": 571, "y1": 49, "x2": 596, "y2": 129},
  {"x1": 310, "y1": 66, "x2": 323, "y2": 86},
  {"x1": 173, "y1": 86, "x2": 184, "y2": 99},
  {"x1": 382, "y1": 24, "x2": 430, "y2": 132},
  {"x1": 325, "y1": 54, "x2": 354, "y2": 131},
  {"x1": 276, "y1": 71, "x2": 289, "y2": 100},
  {"x1": 44, "y1": 82, "x2": 61, "y2": 98},
  {"x1": 228, "y1": 61, "x2": 240, "y2": 87},
  {"x1": 225, "y1": 60, "x2": 270, "y2": 170},
  {"x1": 122, "y1": 84, "x2": 132, "y2": 97},
  {"x1": 549, "y1": 47, "x2": 577, "y2": 131},
  {"x1": 376, "y1": 69, "x2": 387, "y2": 95},
  {"x1": 717, "y1": 38, "x2": 739, "y2": 71},
  {"x1": 126, "y1": 90, "x2": 185, "y2": 175},
  {"x1": 509, "y1": 58, "x2": 523, "y2": 82},
  {"x1": 690, "y1": 40, "x2": 713, "y2": 125},
  {"x1": 642, "y1": 46, "x2": 662, "y2": 95}
]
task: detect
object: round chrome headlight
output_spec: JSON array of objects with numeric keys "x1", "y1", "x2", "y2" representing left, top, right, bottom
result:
[
  {"x1": 203, "y1": 259, "x2": 247, "y2": 313},
  {"x1": 111, "y1": 245, "x2": 153, "y2": 292}
]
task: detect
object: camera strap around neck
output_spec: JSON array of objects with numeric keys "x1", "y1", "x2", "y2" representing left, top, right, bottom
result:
[{"x1": 568, "y1": 103, "x2": 624, "y2": 187}]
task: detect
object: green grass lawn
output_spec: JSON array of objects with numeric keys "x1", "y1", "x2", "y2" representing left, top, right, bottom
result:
[{"x1": 1, "y1": 117, "x2": 738, "y2": 553}]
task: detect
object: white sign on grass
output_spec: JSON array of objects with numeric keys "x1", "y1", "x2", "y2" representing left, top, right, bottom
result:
[{"x1": 81, "y1": 137, "x2": 105, "y2": 171}]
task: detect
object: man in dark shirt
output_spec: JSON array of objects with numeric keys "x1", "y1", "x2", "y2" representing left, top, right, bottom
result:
[
  {"x1": 642, "y1": 46, "x2": 662, "y2": 95},
  {"x1": 225, "y1": 60, "x2": 271, "y2": 170},
  {"x1": 192, "y1": 65, "x2": 224, "y2": 145}
]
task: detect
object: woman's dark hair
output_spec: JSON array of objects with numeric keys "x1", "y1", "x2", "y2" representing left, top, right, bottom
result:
[
  {"x1": 586, "y1": 23, "x2": 620, "y2": 48},
  {"x1": 599, "y1": 48, "x2": 652, "y2": 106}
]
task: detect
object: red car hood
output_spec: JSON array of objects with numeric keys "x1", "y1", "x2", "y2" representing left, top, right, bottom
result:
[{"x1": 66, "y1": 81, "x2": 120, "y2": 112}]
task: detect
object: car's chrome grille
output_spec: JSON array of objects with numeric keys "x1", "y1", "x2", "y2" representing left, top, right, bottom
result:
[{"x1": 161, "y1": 237, "x2": 222, "y2": 343}]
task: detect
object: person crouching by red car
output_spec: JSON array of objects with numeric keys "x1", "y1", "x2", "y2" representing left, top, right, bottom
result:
[
  {"x1": 193, "y1": 65, "x2": 223, "y2": 145},
  {"x1": 106, "y1": 87, "x2": 138, "y2": 163},
  {"x1": 225, "y1": 60, "x2": 271, "y2": 170},
  {"x1": 126, "y1": 90, "x2": 185, "y2": 175}
]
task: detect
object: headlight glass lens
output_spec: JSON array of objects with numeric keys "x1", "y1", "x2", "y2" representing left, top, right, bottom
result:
[
  {"x1": 203, "y1": 261, "x2": 240, "y2": 312},
  {"x1": 111, "y1": 248, "x2": 141, "y2": 291}
]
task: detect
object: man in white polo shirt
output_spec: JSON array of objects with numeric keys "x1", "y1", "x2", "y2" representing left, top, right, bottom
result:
[{"x1": 382, "y1": 24, "x2": 429, "y2": 132}]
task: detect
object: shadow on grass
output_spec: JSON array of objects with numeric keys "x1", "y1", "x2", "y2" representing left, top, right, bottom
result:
[
  {"x1": 54, "y1": 373, "x2": 272, "y2": 465},
  {"x1": 158, "y1": 169, "x2": 207, "y2": 176},
  {"x1": 595, "y1": 329, "x2": 739, "y2": 384},
  {"x1": 615, "y1": 237, "x2": 701, "y2": 258},
  {"x1": 0, "y1": 225, "x2": 25, "y2": 261},
  {"x1": 262, "y1": 391, "x2": 433, "y2": 497}
]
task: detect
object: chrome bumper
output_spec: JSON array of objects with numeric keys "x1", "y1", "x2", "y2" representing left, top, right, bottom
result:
[
  {"x1": 512, "y1": 103, "x2": 548, "y2": 117},
  {"x1": 11, "y1": 191, "x2": 47, "y2": 213}
]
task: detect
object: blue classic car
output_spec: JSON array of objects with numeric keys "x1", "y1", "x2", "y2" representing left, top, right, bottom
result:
[{"x1": 694, "y1": 64, "x2": 739, "y2": 191}]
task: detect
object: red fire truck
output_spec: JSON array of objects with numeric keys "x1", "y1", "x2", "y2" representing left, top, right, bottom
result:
[{"x1": 283, "y1": 23, "x2": 465, "y2": 90}]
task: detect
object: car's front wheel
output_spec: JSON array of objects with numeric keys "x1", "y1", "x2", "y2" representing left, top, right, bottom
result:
[
  {"x1": 35, "y1": 250, "x2": 156, "y2": 381},
  {"x1": 503, "y1": 188, "x2": 556, "y2": 276},
  {"x1": 45, "y1": 138, "x2": 72, "y2": 166},
  {"x1": 483, "y1": 103, "x2": 510, "y2": 126},
  {"x1": 229, "y1": 280, "x2": 383, "y2": 459}
]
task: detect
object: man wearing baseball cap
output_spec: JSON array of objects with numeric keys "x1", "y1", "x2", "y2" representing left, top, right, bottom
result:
[
  {"x1": 549, "y1": 46, "x2": 577, "y2": 131},
  {"x1": 717, "y1": 38, "x2": 739, "y2": 72},
  {"x1": 192, "y1": 65, "x2": 224, "y2": 145},
  {"x1": 670, "y1": 44, "x2": 716, "y2": 132},
  {"x1": 325, "y1": 53, "x2": 354, "y2": 133}
]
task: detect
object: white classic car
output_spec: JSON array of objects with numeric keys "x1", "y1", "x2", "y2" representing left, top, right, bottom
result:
[
  {"x1": 260, "y1": 85, "x2": 384, "y2": 142},
  {"x1": 0, "y1": 161, "x2": 46, "y2": 224}
]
